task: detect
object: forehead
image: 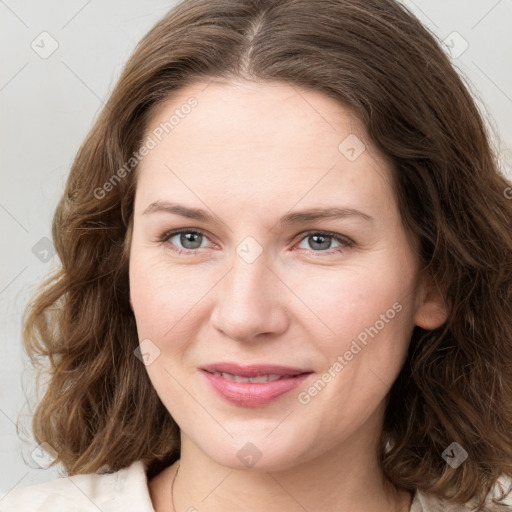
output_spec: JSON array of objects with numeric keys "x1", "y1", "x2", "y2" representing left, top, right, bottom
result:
[
  {"x1": 144, "y1": 79, "x2": 374, "y2": 154},
  {"x1": 135, "y1": 80, "x2": 395, "y2": 215}
]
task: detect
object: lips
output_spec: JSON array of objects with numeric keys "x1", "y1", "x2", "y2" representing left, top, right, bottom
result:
[{"x1": 200, "y1": 362, "x2": 314, "y2": 407}]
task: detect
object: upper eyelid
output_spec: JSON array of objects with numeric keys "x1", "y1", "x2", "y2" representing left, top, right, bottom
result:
[{"x1": 163, "y1": 228, "x2": 215, "y2": 244}]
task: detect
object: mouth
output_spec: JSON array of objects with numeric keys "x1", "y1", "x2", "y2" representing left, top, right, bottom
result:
[{"x1": 200, "y1": 362, "x2": 314, "y2": 407}]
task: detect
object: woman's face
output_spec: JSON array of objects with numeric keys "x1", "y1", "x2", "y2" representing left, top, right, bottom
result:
[{"x1": 129, "y1": 80, "x2": 446, "y2": 471}]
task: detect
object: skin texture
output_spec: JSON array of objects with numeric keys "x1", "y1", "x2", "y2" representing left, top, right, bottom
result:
[{"x1": 128, "y1": 80, "x2": 448, "y2": 512}]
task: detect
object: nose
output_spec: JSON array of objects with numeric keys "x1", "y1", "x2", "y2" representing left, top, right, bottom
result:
[{"x1": 209, "y1": 244, "x2": 290, "y2": 342}]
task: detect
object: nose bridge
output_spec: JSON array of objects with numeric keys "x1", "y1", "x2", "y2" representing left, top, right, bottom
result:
[
  {"x1": 211, "y1": 235, "x2": 287, "y2": 340},
  {"x1": 231, "y1": 241, "x2": 268, "y2": 298},
  {"x1": 226, "y1": 237, "x2": 273, "y2": 312}
]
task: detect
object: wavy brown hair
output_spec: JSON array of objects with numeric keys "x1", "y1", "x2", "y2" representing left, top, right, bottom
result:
[{"x1": 21, "y1": 0, "x2": 512, "y2": 509}]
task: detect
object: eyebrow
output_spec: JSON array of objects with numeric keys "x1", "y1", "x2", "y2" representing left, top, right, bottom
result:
[{"x1": 142, "y1": 200, "x2": 373, "y2": 225}]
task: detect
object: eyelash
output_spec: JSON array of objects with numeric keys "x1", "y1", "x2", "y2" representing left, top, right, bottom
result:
[{"x1": 157, "y1": 228, "x2": 354, "y2": 256}]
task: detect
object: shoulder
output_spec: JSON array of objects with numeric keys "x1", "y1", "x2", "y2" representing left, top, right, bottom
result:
[
  {"x1": 0, "y1": 460, "x2": 155, "y2": 512},
  {"x1": 411, "y1": 475, "x2": 512, "y2": 511}
]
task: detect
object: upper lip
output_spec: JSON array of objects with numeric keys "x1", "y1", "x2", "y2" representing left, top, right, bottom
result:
[{"x1": 201, "y1": 362, "x2": 312, "y2": 377}]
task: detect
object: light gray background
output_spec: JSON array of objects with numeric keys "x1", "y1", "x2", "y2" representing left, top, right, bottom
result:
[{"x1": 1, "y1": 0, "x2": 511, "y2": 497}]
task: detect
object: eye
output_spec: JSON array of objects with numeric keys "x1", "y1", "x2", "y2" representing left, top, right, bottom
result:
[
  {"x1": 159, "y1": 229, "x2": 213, "y2": 255},
  {"x1": 295, "y1": 231, "x2": 354, "y2": 255}
]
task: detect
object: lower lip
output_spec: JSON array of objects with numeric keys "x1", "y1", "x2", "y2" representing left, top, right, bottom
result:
[{"x1": 201, "y1": 370, "x2": 313, "y2": 407}]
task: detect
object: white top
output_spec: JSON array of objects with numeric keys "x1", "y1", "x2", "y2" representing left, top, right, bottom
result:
[{"x1": 1, "y1": 460, "x2": 511, "y2": 511}]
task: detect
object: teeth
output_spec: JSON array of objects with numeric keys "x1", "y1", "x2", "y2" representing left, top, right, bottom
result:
[{"x1": 212, "y1": 372, "x2": 284, "y2": 383}]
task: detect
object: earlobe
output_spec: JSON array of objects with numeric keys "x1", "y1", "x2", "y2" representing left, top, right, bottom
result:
[{"x1": 413, "y1": 273, "x2": 449, "y2": 330}]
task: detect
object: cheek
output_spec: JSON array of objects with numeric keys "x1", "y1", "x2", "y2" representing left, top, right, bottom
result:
[
  {"x1": 288, "y1": 250, "x2": 418, "y2": 384},
  {"x1": 294, "y1": 268, "x2": 416, "y2": 419},
  {"x1": 129, "y1": 251, "x2": 211, "y2": 344},
  {"x1": 290, "y1": 260, "x2": 415, "y2": 340},
  {"x1": 129, "y1": 255, "x2": 202, "y2": 393}
]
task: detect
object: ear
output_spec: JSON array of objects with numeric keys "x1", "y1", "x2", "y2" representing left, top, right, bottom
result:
[{"x1": 413, "y1": 271, "x2": 449, "y2": 330}]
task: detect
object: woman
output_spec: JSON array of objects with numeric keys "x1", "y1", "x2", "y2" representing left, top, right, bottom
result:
[{"x1": 3, "y1": 0, "x2": 512, "y2": 510}]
